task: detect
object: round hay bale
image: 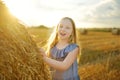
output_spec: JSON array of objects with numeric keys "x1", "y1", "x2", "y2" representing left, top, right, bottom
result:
[
  {"x1": 0, "y1": 1, "x2": 51, "y2": 80},
  {"x1": 80, "y1": 29, "x2": 88, "y2": 35},
  {"x1": 112, "y1": 28, "x2": 120, "y2": 35}
]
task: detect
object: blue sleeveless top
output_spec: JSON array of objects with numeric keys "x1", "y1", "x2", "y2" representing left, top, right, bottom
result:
[{"x1": 50, "y1": 43, "x2": 80, "y2": 80}]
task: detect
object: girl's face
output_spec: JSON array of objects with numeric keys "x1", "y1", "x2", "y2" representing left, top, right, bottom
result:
[{"x1": 57, "y1": 19, "x2": 73, "y2": 41}]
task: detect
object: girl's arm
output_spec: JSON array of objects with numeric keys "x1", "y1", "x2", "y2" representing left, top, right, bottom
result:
[{"x1": 41, "y1": 47, "x2": 79, "y2": 71}]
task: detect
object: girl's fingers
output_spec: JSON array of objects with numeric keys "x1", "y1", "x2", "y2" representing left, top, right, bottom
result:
[
  {"x1": 39, "y1": 48, "x2": 46, "y2": 57},
  {"x1": 39, "y1": 48, "x2": 44, "y2": 53}
]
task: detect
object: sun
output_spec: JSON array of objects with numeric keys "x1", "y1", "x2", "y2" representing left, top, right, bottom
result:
[{"x1": 2, "y1": 0, "x2": 35, "y2": 24}]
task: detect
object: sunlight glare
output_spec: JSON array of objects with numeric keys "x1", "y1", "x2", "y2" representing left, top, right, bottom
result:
[{"x1": 3, "y1": 0, "x2": 37, "y2": 25}]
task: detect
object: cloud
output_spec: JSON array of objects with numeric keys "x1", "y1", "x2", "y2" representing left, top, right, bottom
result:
[
  {"x1": 34, "y1": 0, "x2": 77, "y2": 11},
  {"x1": 80, "y1": 0, "x2": 120, "y2": 27}
]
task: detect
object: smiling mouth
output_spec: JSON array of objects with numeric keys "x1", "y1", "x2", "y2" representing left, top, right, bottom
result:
[{"x1": 60, "y1": 33, "x2": 66, "y2": 36}]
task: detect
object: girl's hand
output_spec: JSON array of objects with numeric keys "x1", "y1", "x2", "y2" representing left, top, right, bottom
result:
[{"x1": 39, "y1": 48, "x2": 47, "y2": 57}]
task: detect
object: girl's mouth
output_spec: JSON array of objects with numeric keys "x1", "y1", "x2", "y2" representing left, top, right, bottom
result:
[{"x1": 60, "y1": 33, "x2": 66, "y2": 36}]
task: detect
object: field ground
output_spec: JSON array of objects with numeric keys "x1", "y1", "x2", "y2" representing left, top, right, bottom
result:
[{"x1": 27, "y1": 27, "x2": 120, "y2": 80}]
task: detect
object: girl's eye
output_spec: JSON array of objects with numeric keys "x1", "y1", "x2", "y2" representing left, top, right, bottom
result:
[{"x1": 60, "y1": 26, "x2": 63, "y2": 28}]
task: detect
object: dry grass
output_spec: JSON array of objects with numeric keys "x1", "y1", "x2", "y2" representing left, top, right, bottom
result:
[
  {"x1": 0, "y1": 1, "x2": 51, "y2": 80},
  {"x1": 78, "y1": 50, "x2": 120, "y2": 80},
  {"x1": 78, "y1": 31, "x2": 120, "y2": 51}
]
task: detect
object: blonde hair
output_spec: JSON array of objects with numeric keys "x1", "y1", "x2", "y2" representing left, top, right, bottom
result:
[{"x1": 46, "y1": 17, "x2": 77, "y2": 57}]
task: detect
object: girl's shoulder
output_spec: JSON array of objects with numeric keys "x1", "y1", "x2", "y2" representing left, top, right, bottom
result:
[
  {"x1": 68, "y1": 43, "x2": 79, "y2": 48},
  {"x1": 69, "y1": 43, "x2": 79, "y2": 47},
  {"x1": 65, "y1": 43, "x2": 79, "y2": 52}
]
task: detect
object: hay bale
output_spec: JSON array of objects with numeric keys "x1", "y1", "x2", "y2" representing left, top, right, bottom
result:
[
  {"x1": 80, "y1": 29, "x2": 88, "y2": 35},
  {"x1": 0, "y1": 1, "x2": 51, "y2": 80},
  {"x1": 112, "y1": 28, "x2": 120, "y2": 35}
]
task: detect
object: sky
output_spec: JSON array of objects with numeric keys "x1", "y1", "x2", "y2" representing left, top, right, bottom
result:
[{"x1": 2, "y1": 0, "x2": 120, "y2": 28}]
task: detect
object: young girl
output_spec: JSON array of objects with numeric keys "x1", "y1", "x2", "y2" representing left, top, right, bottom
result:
[{"x1": 40, "y1": 17, "x2": 80, "y2": 80}]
